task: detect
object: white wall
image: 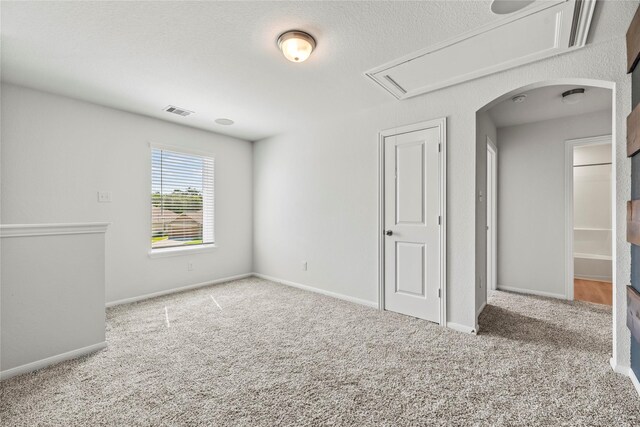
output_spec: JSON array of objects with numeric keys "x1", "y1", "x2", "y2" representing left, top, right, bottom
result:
[
  {"x1": 574, "y1": 143, "x2": 612, "y2": 166},
  {"x1": 253, "y1": 35, "x2": 631, "y2": 351},
  {"x1": 475, "y1": 111, "x2": 497, "y2": 322},
  {"x1": 495, "y1": 110, "x2": 611, "y2": 297},
  {"x1": 0, "y1": 84, "x2": 253, "y2": 304},
  {"x1": 574, "y1": 144, "x2": 612, "y2": 232},
  {"x1": 1, "y1": 226, "x2": 107, "y2": 377}
]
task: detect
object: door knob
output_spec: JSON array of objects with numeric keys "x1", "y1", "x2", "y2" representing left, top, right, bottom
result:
[{"x1": 385, "y1": 230, "x2": 393, "y2": 236}]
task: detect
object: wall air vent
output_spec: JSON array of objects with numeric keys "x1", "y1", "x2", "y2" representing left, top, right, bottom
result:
[
  {"x1": 365, "y1": 0, "x2": 595, "y2": 100},
  {"x1": 163, "y1": 105, "x2": 194, "y2": 117}
]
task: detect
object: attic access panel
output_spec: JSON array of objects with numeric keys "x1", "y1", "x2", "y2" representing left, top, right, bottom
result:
[{"x1": 365, "y1": 0, "x2": 595, "y2": 99}]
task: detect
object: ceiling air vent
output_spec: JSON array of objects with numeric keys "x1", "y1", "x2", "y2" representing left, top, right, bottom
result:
[{"x1": 163, "y1": 105, "x2": 194, "y2": 117}]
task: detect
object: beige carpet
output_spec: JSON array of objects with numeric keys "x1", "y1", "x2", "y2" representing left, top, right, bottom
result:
[{"x1": 1, "y1": 277, "x2": 639, "y2": 426}]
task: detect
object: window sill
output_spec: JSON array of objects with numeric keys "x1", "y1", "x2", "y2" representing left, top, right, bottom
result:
[{"x1": 148, "y1": 244, "x2": 217, "y2": 258}]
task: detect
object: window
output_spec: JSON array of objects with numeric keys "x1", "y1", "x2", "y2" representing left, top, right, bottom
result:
[{"x1": 151, "y1": 147, "x2": 214, "y2": 250}]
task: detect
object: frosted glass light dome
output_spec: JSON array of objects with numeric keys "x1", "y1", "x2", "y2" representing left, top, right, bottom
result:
[{"x1": 277, "y1": 31, "x2": 316, "y2": 63}]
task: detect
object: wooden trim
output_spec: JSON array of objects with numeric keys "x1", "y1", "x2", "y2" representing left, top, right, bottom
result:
[
  {"x1": 627, "y1": 286, "x2": 640, "y2": 344},
  {"x1": 0, "y1": 342, "x2": 106, "y2": 381},
  {"x1": 630, "y1": 366, "x2": 640, "y2": 397},
  {"x1": 148, "y1": 244, "x2": 217, "y2": 258},
  {"x1": 0, "y1": 222, "x2": 109, "y2": 238},
  {"x1": 105, "y1": 273, "x2": 253, "y2": 307},
  {"x1": 570, "y1": 0, "x2": 597, "y2": 48},
  {"x1": 564, "y1": 135, "x2": 612, "y2": 300},
  {"x1": 377, "y1": 118, "x2": 447, "y2": 327},
  {"x1": 486, "y1": 138, "x2": 498, "y2": 292},
  {"x1": 628, "y1": 5, "x2": 640, "y2": 73},
  {"x1": 627, "y1": 104, "x2": 640, "y2": 157},
  {"x1": 365, "y1": 1, "x2": 584, "y2": 99},
  {"x1": 148, "y1": 141, "x2": 215, "y2": 158},
  {"x1": 496, "y1": 285, "x2": 566, "y2": 300},
  {"x1": 253, "y1": 273, "x2": 378, "y2": 309},
  {"x1": 446, "y1": 322, "x2": 476, "y2": 335},
  {"x1": 628, "y1": 200, "x2": 640, "y2": 246}
]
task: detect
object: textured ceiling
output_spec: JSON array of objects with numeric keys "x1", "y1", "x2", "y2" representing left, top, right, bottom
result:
[
  {"x1": 0, "y1": 1, "x2": 636, "y2": 140},
  {"x1": 488, "y1": 84, "x2": 612, "y2": 128}
]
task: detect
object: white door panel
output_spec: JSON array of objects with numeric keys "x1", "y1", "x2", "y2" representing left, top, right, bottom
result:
[
  {"x1": 396, "y1": 142, "x2": 425, "y2": 224},
  {"x1": 395, "y1": 242, "x2": 425, "y2": 296},
  {"x1": 384, "y1": 127, "x2": 441, "y2": 323}
]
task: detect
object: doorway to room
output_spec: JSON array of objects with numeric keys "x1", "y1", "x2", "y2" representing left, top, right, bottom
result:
[
  {"x1": 476, "y1": 79, "x2": 621, "y2": 369},
  {"x1": 477, "y1": 81, "x2": 615, "y2": 309},
  {"x1": 378, "y1": 118, "x2": 447, "y2": 325},
  {"x1": 568, "y1": 136, "x2": 613, "y2": 305}
]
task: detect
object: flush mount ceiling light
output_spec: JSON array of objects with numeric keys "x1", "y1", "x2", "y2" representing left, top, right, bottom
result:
[
  {"x1": 490, "y1": 0, "x2": 535, "y2": 15},
  {"x1": 561, "y1": 88, "x2": 586, "y2": 105},
  {"x1": 215, "y1": 118, "x2": 234, "y2": 125},
  {"x1": 511, "y1": 94, "x2": 527, "y2": 103},
  {"x1": 277, "y1": 30, "x2": 316, "y2": 63}
]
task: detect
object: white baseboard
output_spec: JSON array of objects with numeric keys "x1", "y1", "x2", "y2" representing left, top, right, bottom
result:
[
  {"x1": 1, "y1": 341, "x2": 106, "y2": 381},
  {"x1": 446, "y1": 321, "x2": 477, "y2": 335},
  {"x1": 608, "y1": 358, "x2": 639, "y2": 398},
  {"x1": 474, "y1": 302, "x2": 487, "y2": 333},
  {"x1": 106, "y1": 273, "x2": 253, "y2": 307},
  {"x1": 574, "y1": 275, "x2": 612, "y2": 282},
  {"x1": 497, "y1": 285, "x2": 566, "y2": 300},
  {"x1": 609, "y1": 357, "x2": 629, "y2": 375},
  {"x1": 252, "y1": 273, "x2": 378, "y2": 309},
  {"x1": 629, "y1": 368, "x2": 640, "y2": 396},
  {"x1": 630, "y1": 367, "x2": 640, "y2": 398},
  {"x1": 478, "y1": 301, "x2": 487, "y2": 314}
]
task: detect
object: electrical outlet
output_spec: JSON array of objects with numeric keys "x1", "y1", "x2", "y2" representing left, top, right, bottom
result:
[
  {"x1": 302, "y1": 261, "x2": 308, "y2": 271},
  {"x1": 97, "y1": 191, "x2": 112, "y2": 203},
  {"x1": 187, "y1": 262, "x2": 194, "y2": 271}
]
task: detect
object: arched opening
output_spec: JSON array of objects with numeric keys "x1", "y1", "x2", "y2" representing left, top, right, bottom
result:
[{"x1": 474, "y1": 79, "x2": 618, "y2": 364}]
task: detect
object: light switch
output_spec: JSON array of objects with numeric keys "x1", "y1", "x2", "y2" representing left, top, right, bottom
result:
[{"x1": 97, "y1": 191, "x2": 112, "y2": 203}]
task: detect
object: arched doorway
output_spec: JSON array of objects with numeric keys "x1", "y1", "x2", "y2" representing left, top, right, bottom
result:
[{"x1": 475, "y1": 79, "x2": 621, "y2": 369}]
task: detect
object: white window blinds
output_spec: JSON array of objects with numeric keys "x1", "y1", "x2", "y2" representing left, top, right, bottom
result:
[{"x1": 151, "y1": 147, "x2": 214, "y2": 250}]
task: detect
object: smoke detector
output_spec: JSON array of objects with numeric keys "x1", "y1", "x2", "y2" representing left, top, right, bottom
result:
[
  {"x1": 163, "y1": 105, "x2": 194, "y2": 117},
  {"x1": 511, "y1": 94, "x2": 527, "y2": 103}
]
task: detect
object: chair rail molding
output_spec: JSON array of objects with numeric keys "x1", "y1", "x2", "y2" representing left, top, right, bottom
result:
[{"x1": 0, "y1": 222, "x2": 110, "y2": 238}]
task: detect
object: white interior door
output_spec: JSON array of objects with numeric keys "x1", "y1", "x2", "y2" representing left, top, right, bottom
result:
[{"x1": 384, "y1": 127, "x2": 441, "y2": 323}]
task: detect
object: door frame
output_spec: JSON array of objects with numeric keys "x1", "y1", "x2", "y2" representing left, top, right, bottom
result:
[
  {"x1": 487, "y1": 137, "x2": 498, "y2": 291},
  {"x1": 377, "y1": 117, "x2": 447, "y2": 326},
  {"x1": 564, "y1": 134, "x2": 613, "y2": 300}
]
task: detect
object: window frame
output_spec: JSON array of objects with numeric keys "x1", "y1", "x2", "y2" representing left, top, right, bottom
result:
[{"x1": 148, "y1": 142, "x2": 216, "y2": 257}]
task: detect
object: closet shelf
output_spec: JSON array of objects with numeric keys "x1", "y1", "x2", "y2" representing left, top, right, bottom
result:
[
  {"x1": 574, "y1": 253, "x2": 612, "y2": 261},
  {"x1": 573, "y1": 227, "x2": 612, "y2": 231}
]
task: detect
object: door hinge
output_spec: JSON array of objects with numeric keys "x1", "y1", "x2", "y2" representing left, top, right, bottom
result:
[
  {"x1": 438, "y1": 143, "x2": 441, "y2": 152},
  {"x1": 438, "y1": 215, "x2": 441, "y2": 225},
  {"x1": 438, "y1": 289, "x2": 441, "y2": 298}
]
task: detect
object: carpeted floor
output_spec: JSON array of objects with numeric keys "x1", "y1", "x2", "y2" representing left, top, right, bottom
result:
[{"x1": 1, "y1": 277, "x2": 639, "y2": 426}]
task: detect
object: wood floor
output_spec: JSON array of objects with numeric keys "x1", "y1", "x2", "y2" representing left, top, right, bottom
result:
[{"x1": 574, "y1": 279, "x2": 612, "y2": 306}]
